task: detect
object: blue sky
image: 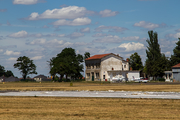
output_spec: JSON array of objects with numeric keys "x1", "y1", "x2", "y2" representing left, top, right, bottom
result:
[{"x1": 0, "y1": 0, "x2": 180, "y2": 78}]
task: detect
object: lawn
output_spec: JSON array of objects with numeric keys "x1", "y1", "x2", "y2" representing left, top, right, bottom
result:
[
  {"x1": 0, "y1": 97, "x2": 180, "y2": 120},
  {"x1": 0, "y1": 81, "x2": 180, "y2": 92}
]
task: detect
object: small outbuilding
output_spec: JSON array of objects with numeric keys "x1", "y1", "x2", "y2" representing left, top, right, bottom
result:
[
  {"x1": 172, "y1": 63, "x2": 180, "y2": 82},
  {"x1": 34, "y1": 74, "x2": 51, "y2": 82}
]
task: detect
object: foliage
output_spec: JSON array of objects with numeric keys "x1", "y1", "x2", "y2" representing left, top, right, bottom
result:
[
  {"x1": 129, "y1": 52, "x2": 143, "y2": 70},
  {"x1": 84, "y1": 52, "x2": 90, "y2": 60},
  {"x1": 14, "y1": 56, "x2": 37, "y2": 80},
  {"x1": 158, "y1": 78, "x2": 165, "y2": 82},
  {"x1": 49, "y1": 48, "x2": 84, "y2": 80},
  {"x1": 0, "y1": 65, "x2": 14, "y2": 77},
  {"x1": 0, "y1": 65, "x2": 5, "y2": 77},
  {"x1": 144, "y1": 31, "x2": 169, "y2": 79},
  {"x1": 171, "y1": 38, "x2": 180, "y2": 66}
]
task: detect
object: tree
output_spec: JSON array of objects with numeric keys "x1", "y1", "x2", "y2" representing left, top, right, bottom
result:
[
  {"x1": 84, "y1": 52, "x2": 90, "y2": 60},
  {"x1": 4, "y1": 70, "x2": 14, "y2": 77},
  {"x1": 14, "y1": 56, "x2": 37, "y2": 80},
  {"x1": 144, "y1": 31, "x2": 167, "y2": 79},
  {"x1": 171, "y1": 38, "x2": 180, "y2": 66},
  {"x1": 129, "y1": 52, "x2": 143, "y2": 70},
  {"x1": 0, "y1": 65, "x2": 5, "y2": 77},
  {"x1": 49, "y1": 48, "x2": 84, "y2": 80}
]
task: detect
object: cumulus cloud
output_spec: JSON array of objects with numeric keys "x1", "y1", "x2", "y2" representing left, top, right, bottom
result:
[
  {"x1": 30, "y1": 38, "x2": 46, "y2": 45},
  {"x1": 166, "y1": 33, "x2": 180, "y2": 39},
  {"x1": 52, "y1": 17, "x2": 91, "y2": 26},
  {"x1": 176, "y1": 29, "x2": 180, "y2": 32},
  {"x1": 94, "y1": 35, "x2": 140, "y2": 43},
  {"x1": 31, "y1": 56, "x2": 43, "y2": 60},
  {"x1": 13, "y1": 0, "x2": 46, "y2": 5},
  {"x1": 92, "y1": 33, "x2": 107, "y2": 37},
  {"x1": 0, "y1": 9, "x2": 7, "y2": 12},
  {"x1": 95, "y1": 25, "x2": 128, "y2": 32},
  {"x1": 66, "y1": 32, "x2": 84, "y2": 39},
  {"x1": 8, "y1": 57, "x2": 17, "y2": 61},
  {"x1": 134, "y1": 21, "x2": 166, "y2": 29},
  {"x1": 4, "y1": 50, "x2": 20, "y2": 56},
  {"x1": 99, "y1": 9, "x2": 119, "y2": 17},
  {"x1": 8, "y1": 30, "x2": 28, "y2": 38},
  {"x1": 80, "y1": 27, "x2": 90, "y2": 33},
  {"x1": 26, "y1": 6, "x2": 94, "y2": 20},
  {"x1": 118, "y1": 42, "x2": 145, "y2": 52}
]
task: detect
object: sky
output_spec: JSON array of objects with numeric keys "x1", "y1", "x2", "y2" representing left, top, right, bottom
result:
[{"x1": 0, "y1": 0, "x2": 180, "y2": 78}]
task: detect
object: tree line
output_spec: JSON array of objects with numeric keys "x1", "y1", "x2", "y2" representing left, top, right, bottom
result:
[
  {"x1": 1, "y1": 30, "x2": 179, "y2": 81},
  {"x1": 129, "y1": 30, "x2": 180, "y2": 80}
]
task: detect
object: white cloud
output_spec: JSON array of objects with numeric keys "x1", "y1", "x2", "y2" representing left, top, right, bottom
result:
[
  {"x1": 92, "y1": 33, "x2": 107, "y2": 37},
  {"x1": 30, "y1": 38, "x2": 46, "y2": 45},
  {"x1": 52, "y1": 17, "x2": 91, "y2": 26},
  {"x1": 4, "y1": 50, "x2": 21, "y2": 56},
  {"x1": 118, "y1": 42, "x2": 145, "y2": 52},
  {"x1": 94, "y1": 35, "x2": 140, "y2": 43},
  {"x1": 13, "y1": 0, "x2": 45, "y2": 5},
  {"x1": 0, "y1": 49, "x2": 3, "y2": 52},
  {"x1": 31, "y1": 56, "x2": 43, "y2": 60},
  {"x1": 26, "y1": 6, "x2": 93, "y2": 20},
  {"x1": 176, "y1": 29, "x2": 180, "y2": 32},
  {"x1": 80, "y1": 27, "x2": 90, "y2": 33},
  {"x1": 95, "y1": 25, "x2": 128, "y2": 32},
  {"x1": 67, "y1": 32, "x2": 84, "y2": 39},
  {"x1": 134, "y1": 21, "x2": 166, "y2": 29},
  {"x1": 8, "y1": 57, "x2": 17, "y2": 61},
  {"x1": 8, "y1": 30, "x2": 28, "y2": 38},
  {"x1": 99, "y1": 9, "x2": 119, "y2": 17},
  {"x1": 57, "y1": 34, "x2": 65, "y2": 37},
  {"x1": 166, "y1": 33, "x2": 180, "y2": 38}
]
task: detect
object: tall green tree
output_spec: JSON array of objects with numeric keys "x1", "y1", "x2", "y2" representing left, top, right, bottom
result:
[
  {"x1": 0, "y1": 65, "x2": 5, "y2": 77},
  {"x1": 84, "y1": 52, "x2": 90, "y2": 60},
  {"x1": 129, "y1": 52, "x2": 143, "y2": 70},
  {"x1": 14, "y1": 56, "x2": 37, "y2": 80},
  {"x1": 171, "y1": 38, "x2": 180, "y2": 66},
  {"x1": 144, "y1": 31, "x2": 167, "y2": 79},
  {"x1": 49, "y1": 48, "x2": 84, "y2": 80}
]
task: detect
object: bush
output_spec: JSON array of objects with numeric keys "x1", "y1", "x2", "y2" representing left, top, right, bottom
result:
[{"x1": 158, "y1": 78, "x2": 165, "y2": 82}]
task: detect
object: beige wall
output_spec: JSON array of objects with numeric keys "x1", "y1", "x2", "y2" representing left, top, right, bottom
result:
[{"x1": 85, "y1": 54, "x2": 129, "y2": 81}]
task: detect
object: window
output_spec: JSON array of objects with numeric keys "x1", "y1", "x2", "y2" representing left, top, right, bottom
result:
[
  {"x1": 96, "y1": 73, "x2": 99, "y2": 78},
  {"x1": 96, "y1": 63, "x2": 100, "y2": 69},
  {"x1": 124, "y1": 65, "x2": 126, "y2": 68},
  {"x1": 86, "y1": 73, "x2": 90, "y2": 78},
  {"x1": 87, "y1": 64, "x2": 91, "y2": 69}
]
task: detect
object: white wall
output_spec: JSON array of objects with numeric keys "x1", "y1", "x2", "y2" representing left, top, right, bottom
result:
[{"x1": 127, "y1": 71, "x2": 140, "y2": 81}]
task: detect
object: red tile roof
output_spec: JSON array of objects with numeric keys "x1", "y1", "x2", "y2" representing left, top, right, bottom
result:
[
  {"x1": 172, "y1": 63, "x2": 180, "y2": 68},
  {"x1": 85, "y1": 53, "x2": 112, "y2": 60}
]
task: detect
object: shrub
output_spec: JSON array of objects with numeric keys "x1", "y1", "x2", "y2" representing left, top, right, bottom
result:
[{"x1": 158, "y1": 78, "x2": 165, "y2": 82}]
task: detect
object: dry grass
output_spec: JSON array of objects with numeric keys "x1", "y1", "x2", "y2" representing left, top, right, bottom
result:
[
  {"x1": 0, "y1": 82, "x2": 180, "y2": 92},
  {"x1": 0, "y1": 97, "x2": 180, "y2": 120}
]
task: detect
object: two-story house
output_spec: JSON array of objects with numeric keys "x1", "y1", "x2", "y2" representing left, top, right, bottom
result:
[{"x1": 85, "y1": 53, "x2": 140, "y2": 81}]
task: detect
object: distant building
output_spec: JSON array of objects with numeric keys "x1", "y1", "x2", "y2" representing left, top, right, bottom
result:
[
  {"x1": 85, "y1": 53, "x2": 140, "y2": 82},
  {"x1": 0, "y1": 76, "x2": 19, "y2": 82},
  {"x1": 172, "y1": 63, "x2": 180, "y2": 82},
  {"x1": 34, "y1": 74, "x2": 51, "y2": 82}
]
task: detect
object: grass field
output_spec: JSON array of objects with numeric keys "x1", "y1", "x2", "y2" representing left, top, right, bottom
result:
[
  {"x1": 0, "y1": 81, "x2": 180, "y2": 92},
  {"x1": 1, "y1": 82, "x2": 180, "y2": 120},
  {"x1": 0, "y1": 97, "x2": 180, "y2": 120}
]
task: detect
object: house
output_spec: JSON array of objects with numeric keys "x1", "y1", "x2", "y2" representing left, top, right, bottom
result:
[
  {"x1": 34, "y1": 74, "x2": 51, "y2": 82},
  {"x1": 4, "y1": 76, "x2": 20, "y2": 82},
  {"x1": 85, "y1": 53, "x2": 140, "y2": 82},
  {"x1": 172, "y1": 63, "x2": 180, "y2": 82}
]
